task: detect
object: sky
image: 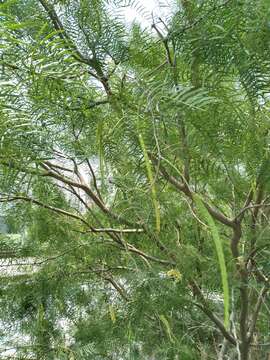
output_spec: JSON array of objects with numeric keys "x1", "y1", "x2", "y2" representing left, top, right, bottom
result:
[{"x1": 119, "y1": 0, "x2": 173, "y2": 29}]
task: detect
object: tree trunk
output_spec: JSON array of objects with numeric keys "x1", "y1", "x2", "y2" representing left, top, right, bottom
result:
[{"x1": 240, "y1": 343, "x2": 249, "y2": 360}]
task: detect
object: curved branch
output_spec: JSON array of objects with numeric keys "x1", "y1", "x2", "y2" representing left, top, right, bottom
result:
[
  {"x1": 149, "y1": 154, "x2": 234, "y2": 228},
  {"x1": 41, "y1": 162, "x2": 140, "y2": 228},
  {"x1": 0, "y1": 195, "x2": 91, "y2": 227}
]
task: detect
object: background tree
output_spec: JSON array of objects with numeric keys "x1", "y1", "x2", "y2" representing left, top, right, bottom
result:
[{"x1": 0, "y1": 0, "x2": 270, "y2": 359}]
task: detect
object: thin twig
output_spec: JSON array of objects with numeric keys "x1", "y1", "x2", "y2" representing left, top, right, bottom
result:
[{"x1": 247, "y1": 286, "x2": 269, "y2": 344}]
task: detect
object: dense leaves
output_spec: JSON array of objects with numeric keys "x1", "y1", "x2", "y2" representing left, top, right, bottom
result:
[{"x1": 0, "y1": 0, "x2": 270, "y2": 359}]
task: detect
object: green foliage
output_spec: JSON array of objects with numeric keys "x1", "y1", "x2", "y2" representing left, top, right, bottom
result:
[
  {"x1": 0, "y1": 0, "x2": 270, "y2": 359},
  {"x1": 194, "y1": 194, "x2": 229, "y2": 329}
]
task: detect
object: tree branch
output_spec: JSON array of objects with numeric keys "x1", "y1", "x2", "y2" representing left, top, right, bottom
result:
[
  {"x1": 247, "y1": 286, "x2": 269, "y2": 344},
  {"x1": 0, "y1": 195, "x2": 143, "y2": 234},
  {"x1": 190, "y1": 281, "x2": 236, "y2": 346},
  {"x1": 103, "y1": 275, "x2": 129, "y2": 301},
  {"x1": 149, "y1": 154, "x2": 234, "y2": 228},
  {"x1": 83, "y1": 228, "x2": 144, "y2": 234},
  {"x1": 86, "y1": 158, "x2": 103, "y2": 202},
  {"x1": 0, "y1": 194, "x2": 91, "y2": 227},
  {"x1": 38, "y1": 0, "x2": 94, "y2": 66},
  {"x1": 41, "y1": 162, "x2": 138, "y2": 227},
  {"x1": 169, "y1": 0, "x2": 233, "y2": 40}
]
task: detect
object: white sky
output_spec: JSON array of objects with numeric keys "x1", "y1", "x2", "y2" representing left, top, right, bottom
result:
[{"x1": 120, "y1": 0, "x2": 173, "y2": 29}]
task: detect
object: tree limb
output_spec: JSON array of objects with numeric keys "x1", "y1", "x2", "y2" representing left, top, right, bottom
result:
[
  {"x1": 149, "y1": 154, "x2": 234, "y2": 228},
  {"x1": 190, "y1": 281, "x2": 237, "y2": 346}
]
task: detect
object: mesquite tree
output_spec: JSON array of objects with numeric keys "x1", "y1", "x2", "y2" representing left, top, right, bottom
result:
[{"x1": 0, "y1": 0, "x2": 269, "y2": 359}]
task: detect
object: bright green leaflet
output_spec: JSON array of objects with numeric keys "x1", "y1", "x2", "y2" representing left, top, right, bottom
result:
[
  {"x1": 138, "y1": 134, "x2": 160, "y2": 233},
  {"x1": 194, "y1": 194, "x2": 229, "y2": 329}
]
